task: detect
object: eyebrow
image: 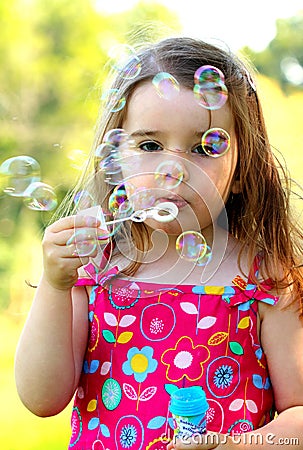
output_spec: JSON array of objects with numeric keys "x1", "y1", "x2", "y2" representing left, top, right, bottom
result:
[
  {"x1": 129, "y1": 129, "x2": 159, "y2": 138},
  {"x1": 129, "y1": 129, "x2": 204, "y2": 138}
]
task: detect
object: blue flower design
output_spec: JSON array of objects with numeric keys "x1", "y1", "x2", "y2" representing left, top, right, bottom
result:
[
  {"x1": 213, "y1": 364, "x2": 233, "y2": 389},
  {"x1": 120, "y1": 424, "x2": 137, "y2": 448},
  {"x1": 122, "y1": 346, "x2": 158, "y2": 383}
]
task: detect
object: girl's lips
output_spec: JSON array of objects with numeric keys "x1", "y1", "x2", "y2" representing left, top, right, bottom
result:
[{"x1": 155, "y1": 197, "x2": 188, "y2": 209}]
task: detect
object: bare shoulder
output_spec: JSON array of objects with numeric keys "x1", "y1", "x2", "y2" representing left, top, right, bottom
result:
[{"x1": 259, "y1": 289, "x2": 303, "y2": 412}]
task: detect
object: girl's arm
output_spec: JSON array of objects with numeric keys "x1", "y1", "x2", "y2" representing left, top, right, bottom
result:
[
  {"x1": 14, "y1": 215, "x2": 105, "y2": 417},
  {"x1": 169, "y1": 294, "x2": 303, "y2": 450},
  {"x1": 15, "y1": 280, "x2": 88, "y2": 416}
]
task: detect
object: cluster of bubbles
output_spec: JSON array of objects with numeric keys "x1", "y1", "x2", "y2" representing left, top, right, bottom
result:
[
  {"x1": 0, "y1": 46, "x2": 231, "y2": 265},
  {"x1": 108, "y1": 44, "x2": 142, "y2": 80},
  {"x1": 71, "y1": 122, "x2": 213, "y2": 265},
  {"x1": 95, "y1": 128, "x2": 131, "y2": 186},
  {"x1": 193, "y1": 65, "x2": 228, "y2": 110},
  {"x1": 101, "y1": 44, "x2": 142, "y2": 114},
  {"x1": 0, "y1": 155, "x2": 57, "y2": 211}
]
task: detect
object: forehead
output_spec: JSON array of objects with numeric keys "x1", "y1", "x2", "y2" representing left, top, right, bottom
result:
[{"x1": 123, "y1": 81, "x2": 234, "y2": 132}]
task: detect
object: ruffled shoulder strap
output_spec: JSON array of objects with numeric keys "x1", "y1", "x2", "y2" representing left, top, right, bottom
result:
[{"x1": 228, "y1": 253, "x2": 279, "y2": 307}]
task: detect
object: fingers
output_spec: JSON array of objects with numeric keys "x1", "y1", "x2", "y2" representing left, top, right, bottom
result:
[
  {"x1": 44, "y1": 215, "x2": 109, "y2": 247},
  {"x1": 41, "y1": 215, "x2": 110, "y2": 290},
  {"x1": 50, "y1": 227, "x2": 109, "y2": 246},
  {"x1": 48, "y1": 215, "x2": 101, "y2": 233},
  {"x1": 44, "y1": 228, "x2": 109, "y2": 260}
]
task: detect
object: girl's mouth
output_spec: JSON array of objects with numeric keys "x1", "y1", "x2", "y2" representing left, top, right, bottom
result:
[{"x1": 155, "y1": 196, "x2": 188, "y2": 210}]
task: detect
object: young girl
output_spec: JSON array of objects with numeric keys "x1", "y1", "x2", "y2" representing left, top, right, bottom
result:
[{"x1": 15, "y1": 37, "x2": 303, "y2": 450}]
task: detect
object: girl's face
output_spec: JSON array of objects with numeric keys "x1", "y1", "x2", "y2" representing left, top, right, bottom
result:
[{"x1": 121, "y1": 81, "x2": 239, "y2": 235}]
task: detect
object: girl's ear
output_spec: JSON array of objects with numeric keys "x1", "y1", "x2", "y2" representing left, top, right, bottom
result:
[{"x1": 231, "y1": 180, "x2": 241, "y2": 194}]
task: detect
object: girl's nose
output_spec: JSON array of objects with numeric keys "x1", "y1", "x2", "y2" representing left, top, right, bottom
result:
[{"x1": 165, "y1": 148, "x2": 190, "y2": 182}]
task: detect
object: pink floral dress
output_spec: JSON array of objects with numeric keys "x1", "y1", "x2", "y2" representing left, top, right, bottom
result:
[{"x1": 69, "y1": 255, "x2": 278, "y2": 449}]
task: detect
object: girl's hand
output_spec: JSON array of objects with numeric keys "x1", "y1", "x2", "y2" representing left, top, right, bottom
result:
[
  {"x1": 42, "y1": 215, "x2": 109, "y2": 290},
  {"x1": 167, "y1": 432, "x2": 222, "y2": 450}
]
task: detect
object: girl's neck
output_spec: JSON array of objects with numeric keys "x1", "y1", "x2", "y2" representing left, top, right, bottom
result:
[{"x1": 121, "y1": 226, "x2": 244, "y2": 286}]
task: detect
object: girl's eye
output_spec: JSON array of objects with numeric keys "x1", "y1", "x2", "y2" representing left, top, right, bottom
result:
[
  {"x1": 139, "y1": 141, "x2": 163, "y2": 152},
  {"x1": 191, "y1": 144, "x2": 208, "y2": 156}
]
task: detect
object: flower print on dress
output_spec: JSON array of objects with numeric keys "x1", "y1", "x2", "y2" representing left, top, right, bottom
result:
[
  {"x1": 122, "y1": 346, "x2": 158, "y2": 382},
  {"x1": 161, "y1": 336, "x2": 210, "y2": 382},
  {"x1": 213, "y1": 364, "x2": 233, "y2": 389},
  {"x1": 227, "y1": 419, "x2": 254, "y2": 434},
  {"x1": 140, "y1": 303, "x2": 176, "y2": 341},
  {"x1": 70, "y1": 407, "x2": 82, "y2": 447},
  {"x1": 108, "y1": 281, "x2": 141, "y2": 310},
  {"x1": 206, "y1": 398, "x2": 224, "y2": 433},
  {"x1": 122, "y1": 346, "x2": 158, "y2": 411},
  {"x1": 120, "y1": 424, "x2": 137, "y2": 448},
  {"x1": 115, "y1": 415, "x2": 144, "y2": 450},
  {"x1": 102, "y1": 378, "x2": 122, "y2": 410},
  {"x1": 88, "y1": 312, "x2": 100, "y2": 352},
  {"x1": 207, "y1": 356, "x2": 240, "y2": 398}
]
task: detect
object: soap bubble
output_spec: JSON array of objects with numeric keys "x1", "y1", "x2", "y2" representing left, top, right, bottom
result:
[
  {"x1": 108, "y1": 44, "x2": 141, "y2": 80},
  {"x1": 101, "y1": 88, "x2": 126, "y2": 113},
  {"x1": 69, "y1": 229, "x2": 97, "y2": 257},
  {"x1": 152, "y1": 72, "x2": 180, "y2": 99},
  {"x1": 193, "y1": 65, "x2": 228, "y2": 110},
  {"x1": 194, "y1": 65, "x2": 225, "y2": 85},
  {"x1": 154, "y1": 160, "x2": 184, "y2": 189},
  {"x1": 176, "y1": 231, "x2": 207, "y2": 262},
  {"x1": 73, "y1": 190, "x2": 96, "y2": 211},
  {"x1": 96, "y1": 128, "x2": 132, "y2": 185},
  {"x1": 99, "y1": 153, "x2": 122, "y2": 175},
  {"x1": 108, "y1": 196, "x2": 134, "y2": 238},
  {"x1": 196, "y1": 245, "x2": 212, "y2": 266},
  {"x1": 95, "y1": 143, "x2": 116, "y2": 159},
  {"x1": 108, "y1": 185, "x2": 128, "y2": 213},
  {"x1": 103, "y1": 128, "x2": 129, "y2": 148},
  {"x1": 0, "y1": 155, "x2": 40, "y2": 197},
  {"x1": 201, "y1": 128, "x2": 230, "y2": 157},
  {"x1": 193, "y1": 82, "x2": 228, "y2": 110},
  {"x1": 23, "y1": 182, "x2": 58, "y2": 211}
]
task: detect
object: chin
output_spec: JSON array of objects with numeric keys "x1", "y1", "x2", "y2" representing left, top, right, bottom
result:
[{"x1": 146, "y1": 219, "x2": 183, "y2": 236}]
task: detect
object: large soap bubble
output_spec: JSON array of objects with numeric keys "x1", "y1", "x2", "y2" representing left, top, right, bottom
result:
[
  {"x1": 0, "y1": 155, "x2": 41, "y2": 196},
  {"x1": 193, "y1": 65, "x2": 228, "y2": 110},
  {"x1": 154, "y1": 160, "x2": 184, "y2": 189},
  {"x1": 201, "y1": 128, "x2": 230, "y2": 157},
  {"x1": 176, "y1": 231, "x2": 207, "y2": 263},
  {"x1": 23, "y1": 182, "x2": 58, "y2": 211},
  {"x1": 152, "y1": 72, "x2": 180, "y2": 100},
  {"x1": 108, "y1": 44, "x2": 142, "y2": 80}
]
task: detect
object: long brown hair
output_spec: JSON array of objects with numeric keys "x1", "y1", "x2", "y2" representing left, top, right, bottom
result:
[{"x1": 61, "y1": 37, "x2": 303, "y2": 310}]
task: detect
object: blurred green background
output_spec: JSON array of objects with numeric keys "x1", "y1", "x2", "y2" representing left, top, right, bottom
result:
[{"x1": 0, "y1": 1, "x2": 302, "y2": 449}]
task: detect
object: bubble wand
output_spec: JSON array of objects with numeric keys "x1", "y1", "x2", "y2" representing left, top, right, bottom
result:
[{"x1": 66, "y1": 202, "x2": 179, "y2": 257}]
